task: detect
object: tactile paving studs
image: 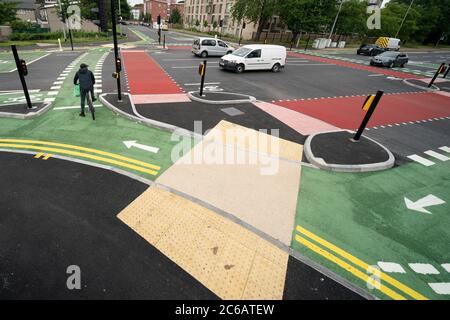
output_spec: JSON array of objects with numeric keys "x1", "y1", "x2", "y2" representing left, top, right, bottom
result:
[{"x1": 118, "y1": 186, "x2": 289, "y2": 300}]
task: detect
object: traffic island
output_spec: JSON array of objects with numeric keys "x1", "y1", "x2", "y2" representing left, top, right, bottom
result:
[
  {"x1": 304, "y1": 130, "x2": 395, "y2": 172},
  {"x1": 0, "y1": 102, "x2": 52, "y2": 119},
  {"x1": 403, "y1": 78, "x2": 440, "y2": 91},
  {"x1": 188, "y1": 91, "x2": 256, "y2": 105}
]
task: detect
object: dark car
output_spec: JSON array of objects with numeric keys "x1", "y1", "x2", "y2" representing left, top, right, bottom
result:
[
  {"x1": 357, "y1": 44, "x2": 386, "y2": 56},
  {"x1": 370, "y1": 51, "x2": 409, "y2": 68}
]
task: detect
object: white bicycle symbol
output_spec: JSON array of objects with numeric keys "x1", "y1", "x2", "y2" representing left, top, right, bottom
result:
[{"x1": 204, "y1": 85, "x2": 224, "y2": 92}]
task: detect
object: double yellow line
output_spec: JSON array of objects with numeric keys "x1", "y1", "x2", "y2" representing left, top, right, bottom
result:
[
  {"x1": 0, "y1": 138, "x2": 160, "y2": 176},
  {"x1": 295, "y1": 226, "x2": 428, "y2": 300}
]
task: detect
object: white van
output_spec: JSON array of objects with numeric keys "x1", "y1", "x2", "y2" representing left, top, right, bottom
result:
[{"x1": 219, "y1": 45, "x2": 286, "y2": 73}]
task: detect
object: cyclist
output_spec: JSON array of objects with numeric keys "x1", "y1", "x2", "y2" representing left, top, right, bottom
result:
[{"x1": 73, "y1": 63, "x2": 96, "y2": 117}]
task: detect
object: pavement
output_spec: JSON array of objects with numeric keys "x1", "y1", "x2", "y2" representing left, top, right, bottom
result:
[{"x1": 0, "y1": 30, "x2": 449, "y2": 300}]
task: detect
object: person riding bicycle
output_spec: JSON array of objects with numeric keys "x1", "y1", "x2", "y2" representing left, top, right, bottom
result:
[{"x1": 73, "y1": 63, "x2": 96, "y2": 117}]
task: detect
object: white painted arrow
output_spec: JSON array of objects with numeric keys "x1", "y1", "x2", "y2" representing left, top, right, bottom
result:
[
  {"x1": 123, "y1": 141, "x2": 159, "y2": 154},
  {"x1": 404, "y1": 195, "x2": 446, "y2": 214}
]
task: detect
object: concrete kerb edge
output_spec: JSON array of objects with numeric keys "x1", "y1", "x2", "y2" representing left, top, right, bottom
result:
[
  {"x1": 0, "y1": 101, "x2": 53, "y2": 120},
  {"x1": 99, "y1": 93, "x2": 201, "y2": 140},
  {"x1": 188, "y1": 91, "x2": 257, "y2": 105},
  {"x1": 403, "y1": 79, "x2": 440, "y2": 92},
  {"x1": 304, "y1": 130, "x2": 395, "y2": 173}
]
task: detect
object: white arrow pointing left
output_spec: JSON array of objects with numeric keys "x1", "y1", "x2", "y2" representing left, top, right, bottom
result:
[
  {"x1": 404, "y1": 195, "x2": 446, "y2": 214},
  {"x1": 123, "y1": 140, "x2": 159, "y2": 154}
]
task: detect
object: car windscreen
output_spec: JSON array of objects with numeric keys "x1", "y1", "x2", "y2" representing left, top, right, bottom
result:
[
  {"x1": 193, "y1": 39, "x2": 199, "y2": 46},
  {"x1": 231, "y1": 47, "x2": 253, "y2": 57}
]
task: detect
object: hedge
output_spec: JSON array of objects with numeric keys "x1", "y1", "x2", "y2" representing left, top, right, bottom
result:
[{"x1": 10, "y1": 31, "x2": 110, "y2": 41}]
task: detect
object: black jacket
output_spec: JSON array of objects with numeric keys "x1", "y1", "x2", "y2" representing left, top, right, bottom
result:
[{"x1": 74, "y1": 67, "x2": 95, "y2": 90}]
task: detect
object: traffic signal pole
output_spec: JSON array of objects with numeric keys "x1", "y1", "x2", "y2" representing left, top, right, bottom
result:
[
  {"x1": 11, "y1": 45, "x2": 32, "y2": 109},
  {"x1": 111, "y1": 0, "x2": 122, "y2": 101}
]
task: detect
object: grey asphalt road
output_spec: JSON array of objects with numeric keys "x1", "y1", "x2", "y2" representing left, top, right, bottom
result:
[
  {"x1": 366, "y1": 119, "x2": 450, "y2": 163},
  {"x1": 323, "y1": 51, "x2": 450, "y2": 75},
  {"x1": 129, "y1": 25, "x2": 197, "y2": 45},
  {"x1": 148, "y1": 49, "x2": 425, "y2": 102},
  {"x1": 0, "y1": 51, "x2": 82, "y2": 92},
  {"x1": 0, "y1": 151, "x2": 364, "y2": 300}
]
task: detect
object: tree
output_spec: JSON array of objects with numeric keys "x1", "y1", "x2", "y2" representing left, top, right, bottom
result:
[
  {"x1": 231, "y1": 0, "x2": 279, "y2": 41},
  {"x1": 0, "y1": 1, "x2": 18, "y2": 25},
  {"x1": 195, "y1": 19, "x2": 200, "y2": 28},
  {"x1": 203, "y1": 20, "x2": 209, "y2": 29},
  {"x1": 335, "y1": 0, "x2": 367, "y2": 36},
  {"x1": 212, "y1": 20, "x2": 218, "y2": 30},
  {"x1": 279, "y1": 0, "x2": 336, "y2": 42},
  {"x1": 170, "y1": 8, "x2": 182, "y2": 24}
]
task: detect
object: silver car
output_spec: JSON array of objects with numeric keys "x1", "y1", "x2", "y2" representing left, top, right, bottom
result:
[
  {"x1": 192, "y1": 37, "x2": 235, "y2": 58},
  {"x1": 370, "y1": 51, "x2": 409, "y2": 68}
]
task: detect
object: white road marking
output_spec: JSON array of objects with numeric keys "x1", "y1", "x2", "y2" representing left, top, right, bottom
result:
[
  {"x1": 377, "y1": 262, "x2": 406, "y2": 274},
  {"x1": 428, "y1": 283, "x2": 450, "y2": 295},
  {"x1": 424, "y1": 150, "x2": 449, "y2": 162},
  {"x1": 184, "y1": 82, "x2": 221, "y2": 86},
  {"x1": 407, "y1": 154, "x2": 435, "y2": 166},
  {"x1": 439, "y1": 146, "x2": 450, "y2": 153},
  {"x1": 44, "y1": 97, "x2": 55, "y2": 102},
  {"x1": 288, "y1": 64, "x2": 334, "y2": 67},
  {"x1": 8, "y1": 52, "x2": 51, "y2": 73},
  {"x1": 47, "y1": 91, "x2": 59, "y2": 96},
  {"x1": 53, "y1": 81, "x2": 63, "y2": 85},
  {"x1": 54, "y1": 105, "x2": 102, "y2": 110},
  {"x1": 409, "y1": 263, "x2": 440, "y2": 274},
  {"x1": 50, "y1": 86, "x2": 61, "y2": 90}
]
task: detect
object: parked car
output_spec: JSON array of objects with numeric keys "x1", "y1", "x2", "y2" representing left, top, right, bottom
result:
[
  {"x1": 219, "y1": 45, "x2": 286, "y2": 73},
  {"x1": 192, "y1": 37, "x2": 235, "y2": 58},
  {"x1": 357, "y1": 44, "x2": 386, "y2": 56},
  {"x1": 370, "y1": 51, "x2": 409, "y2": 68}
]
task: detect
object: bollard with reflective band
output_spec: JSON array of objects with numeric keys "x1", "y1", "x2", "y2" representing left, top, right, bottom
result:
[
  {"x1": 362, "y1": 95, "x2": 375, "y2": 112},
  {"x1": 199, "y1": 60, "x2": 207, "y2": 97},
  {"x1": 353, "y1": 90, "x2": 384, "y2": 141},
  {"x1": 429, "y1": 63, "x2": 446, "y2": 88}
]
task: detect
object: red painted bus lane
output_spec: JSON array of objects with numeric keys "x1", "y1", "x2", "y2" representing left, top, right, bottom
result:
[{"x1": 275, "y1": 92, "x2": 450, "y2": 130}]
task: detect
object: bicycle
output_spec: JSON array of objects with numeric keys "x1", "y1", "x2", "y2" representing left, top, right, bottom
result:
[{"x1": 86, "y1": 90, "x2": 95, "y2": 121}]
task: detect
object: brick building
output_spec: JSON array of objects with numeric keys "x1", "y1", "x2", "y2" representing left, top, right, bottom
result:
[{"x1": 144, "y1": 0, "x2": 169, "y2": 24}]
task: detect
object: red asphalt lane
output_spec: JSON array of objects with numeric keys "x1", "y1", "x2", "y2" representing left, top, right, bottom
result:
[
  {"x1": 275, "y1": 92, "x2": 450, "y2": 130},
  {"x1": 122, "y1": 51, "x2": 183, "y2": 95},
  {"x1": 288, "y1": 52, "x2": 422, "y2": 79}
]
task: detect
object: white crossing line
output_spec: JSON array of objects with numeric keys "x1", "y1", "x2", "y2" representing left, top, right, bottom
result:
[
  {"x1": 50, "y1": 86, "x2": 61, "y2": 90},
  {"x1": 439, "y1": 146, "x2": 450, "y2": 153},
  {"x1": 53, "y1": 81, "x2": 63, "y2": 85},
  {"x1": 424, "y1": 150, "x2": 449, "y2": 162},
  {"x1": 47, "y1": 91, "x2": 59, "y2": 96},
  {"x1": 54, "y1": 105, "x2": 102, "y2": 110},
  {"x1": 428, "y1": 283, "x2": 450, "y2": 295},
  {"x1": 407, "y1": 154, "x2": 435, "y2": 166}
]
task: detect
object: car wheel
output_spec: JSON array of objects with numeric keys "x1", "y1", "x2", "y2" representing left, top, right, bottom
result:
[
  {"x1": 235, "y1": 64, "x2": 245, "y2": 74},
  {"x1": 226, "y1": 51, "x2": 232, "y2": 55},
  {"x1": 201, "y1": 51, "x2": 208, "y2": 58},
  {"x1": 271, "y1": 63, "x2": 281, "y2": 73},
  {"x1": 370, "y1": 61, "x2": 375, "y2": 66},
  {"x1": 389, "y1": 62, "x2": 394, "y2": 68}
]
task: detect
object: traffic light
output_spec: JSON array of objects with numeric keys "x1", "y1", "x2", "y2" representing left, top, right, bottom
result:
[
  {"x1": 242, "y1": 22, "x2": 246, "y2": 29},
  {"x1": 116, "y1": 58, "x2": 122, "y2": 72},
  {"x1": 219, "y1": 20, "x2": 223, "y2": 27},
  {"x1": 19, "y1": 59, "x2": 28, "y2": 76},
  {"x1": 157, "y1": 15, "x2": 161, "y2": 25},
  {"x1": 112, "y1": 72, "x2": 119, "y2": 79}
]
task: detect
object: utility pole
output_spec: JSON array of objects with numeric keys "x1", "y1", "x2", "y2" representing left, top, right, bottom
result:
[
  {"x1": 395, "y1": 0, "x2": 414, "y2": 38},
  {"x1": 329, "y1": 0, "x2": 344, "y2": 39},
  {"x1": 111, "y1": 0, "x2": 122, "y2": 101}
]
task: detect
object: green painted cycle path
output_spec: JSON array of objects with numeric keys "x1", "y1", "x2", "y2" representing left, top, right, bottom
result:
[
  {"x1": 0, "y1": 51, "x2": 49, "y2": 73},
  {"x1": 293, "y1": 160, "x2": 450, "y2": 300},
  {"x1": 0, "y1": 47, "x2": 189, "y2": 180}
]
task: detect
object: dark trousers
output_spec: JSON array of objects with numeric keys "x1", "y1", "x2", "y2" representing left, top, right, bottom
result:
[{"x1": 80, "y1": 87, "x2": 94, "y2": 113}]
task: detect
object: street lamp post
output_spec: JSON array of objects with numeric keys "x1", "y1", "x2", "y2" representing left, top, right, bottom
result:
[
  {"x1": 329, "y1": 0, "x2": 344, "y2": 40},
  {"x1": 395, "y1": 0, "x2": 414, "y2": 38}
]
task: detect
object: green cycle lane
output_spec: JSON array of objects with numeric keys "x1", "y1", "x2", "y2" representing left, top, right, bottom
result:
[
  {"x1": 0, "y1": 48, "x2": 194, "y2": 180},
  {"x1": 293, "y1": 160, "x2": 450, "y2": 300},
  {"x1": 0, "y1": 51, "x2": 50, "y2": 73}
]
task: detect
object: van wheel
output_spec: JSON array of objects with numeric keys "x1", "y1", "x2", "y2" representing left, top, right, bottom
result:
[
  {"x1": 235, "y1": 64, "x2": 245, "y2": 74},
  {"x1": 201, "y1": 51, "x2": 208, "y2": 58},
  {"x1": 272, "y1": 63, "x2": 281, "y2": 73}
]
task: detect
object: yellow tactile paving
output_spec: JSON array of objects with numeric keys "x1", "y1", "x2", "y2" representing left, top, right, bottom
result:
[
  {"x1": 205, "y1": 120, "x2": 303, "y2": 162},
  {"x1": 117, "y1": 186, "x2": 289, "y2": 300}
]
